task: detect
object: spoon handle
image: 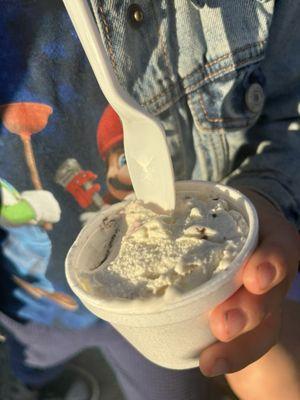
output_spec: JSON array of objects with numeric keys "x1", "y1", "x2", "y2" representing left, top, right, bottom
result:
[{"x1": 63, "y1": 0, "x2": 143, "y2": 121}]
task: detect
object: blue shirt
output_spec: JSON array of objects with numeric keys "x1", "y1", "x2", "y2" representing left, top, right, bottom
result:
[{"x1": 0, "y1": 0, "x2": 109, "y2": 328}]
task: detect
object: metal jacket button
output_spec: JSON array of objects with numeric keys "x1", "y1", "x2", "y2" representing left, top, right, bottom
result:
[
  {"x1": 245, "y1": 83, "x2": 265, "y2": 113},
  {"x1": 128, "y1": 4, "x2": 144, "y2": 28}
]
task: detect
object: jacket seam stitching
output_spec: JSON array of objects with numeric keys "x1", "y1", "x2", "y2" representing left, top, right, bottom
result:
[
  {"x1": 186, "y1": 53, "x2": 264, "y2": 95},
  {"x1": 97, "y1": 1, "x2": 117, "y2": 72},
  {"x1": 151, "y1": 1, "x2": 189, "y2": 178},
  {"x1": 185, "y1": 39, "x2": 267, "y2": 79},
  {"x1": 142, "y1": 46, "x2": 265, "y2": 108}
]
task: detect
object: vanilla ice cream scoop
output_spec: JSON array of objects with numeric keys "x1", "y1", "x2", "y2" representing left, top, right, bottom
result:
[{"x1": 92, "y1": 194, "x2": 249, "y2": 299}]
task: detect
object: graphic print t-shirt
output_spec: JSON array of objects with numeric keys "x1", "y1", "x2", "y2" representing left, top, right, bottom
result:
[{"x1": 0, "y1": 1, "x2": 132, "y2": 329}]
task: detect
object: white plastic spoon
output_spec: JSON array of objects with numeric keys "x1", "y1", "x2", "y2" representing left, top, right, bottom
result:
[{"x1": 63, "y1": 0, "x2": 175, "y2": 213}]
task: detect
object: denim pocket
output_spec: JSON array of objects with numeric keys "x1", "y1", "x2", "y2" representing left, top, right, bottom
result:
[{"x1": 188, "y1": 62, "x2": 266, "y2": 131}]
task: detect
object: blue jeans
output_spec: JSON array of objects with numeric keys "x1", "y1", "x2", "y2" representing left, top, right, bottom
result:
[
  {"x1": 4, "y1": 320, "x2": 209, "y2": 400},
  {"x1": 3, "y1": 272, "x2": 300, "y2": 399}
]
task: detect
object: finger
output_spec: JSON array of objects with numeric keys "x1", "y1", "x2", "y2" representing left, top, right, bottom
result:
[
  {"x1": 200, "y1": 311, "x2": 281, "y2": 377},
  {"x1": 209, "y1": 281, "x2": 287, "y2": 342},
  {"x1": 243, "y1": 237, "x2": 298, "y2": 295}
]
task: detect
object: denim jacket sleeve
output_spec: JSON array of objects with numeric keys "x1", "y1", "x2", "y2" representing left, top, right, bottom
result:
[
  {"x1": 90, "y1": 0, "x2": 300, "y2": 228},
  {"x1": 223, "y1": 0, "x2": 300, "y2": 228}
]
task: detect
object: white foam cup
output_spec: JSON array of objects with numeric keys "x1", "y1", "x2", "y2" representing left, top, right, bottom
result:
[{"x1": 66, "y1": 180, "x2": 258, "y2": 370}]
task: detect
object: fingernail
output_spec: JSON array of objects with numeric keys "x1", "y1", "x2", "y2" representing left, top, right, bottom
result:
[
  {"x1": 257, "y1": 262, "x2": 276, "y2": 290},
  {"x1": 224, "y1": 308, "x2": 246, "y2": 339},
  {"x1": 209, "y1": 358, "x2": 229, "y2": 377}
]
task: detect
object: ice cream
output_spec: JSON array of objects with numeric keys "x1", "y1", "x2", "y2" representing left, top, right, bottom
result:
[{"x1": 90, "y1": 193, "x2": 249, "y2": 299}]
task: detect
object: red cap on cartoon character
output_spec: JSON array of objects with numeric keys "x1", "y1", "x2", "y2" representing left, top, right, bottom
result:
[{"x1": 97, "y1": 105, "x2": 123, "y2": 160}]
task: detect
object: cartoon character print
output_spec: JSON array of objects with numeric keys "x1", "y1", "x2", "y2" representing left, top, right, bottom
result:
[
  {"x1": 55, "y1": 158, "x2": 103, "y2": 210},
  {"x1": 0, "y1": 178, "x2": 60, "y2": 227},
  {"x1": 0, "y1": 102, "x2": 60, "y2": 230},
  {"x1": 55, "y1": 105, "x2": 133, "y2": 224},
  {"x1": 0, "y1": 102, "x2": 78, "y2": 313},
  {"x1": 97, "y1": 104, "x2": 133, "y2": 204}
]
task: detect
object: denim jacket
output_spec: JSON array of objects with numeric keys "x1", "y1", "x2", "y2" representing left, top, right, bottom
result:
[{"x1": 91, "y1": 0, "x2": 300, "y2": 228}]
